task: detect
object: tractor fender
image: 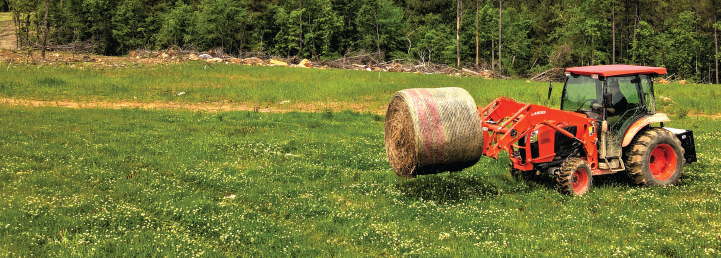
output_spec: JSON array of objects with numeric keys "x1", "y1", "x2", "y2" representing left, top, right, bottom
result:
[{"x1": 621, "y1": 113, "x2": 670, "y2": 147}]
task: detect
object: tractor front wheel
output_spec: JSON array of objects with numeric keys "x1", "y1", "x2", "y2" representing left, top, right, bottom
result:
[
  {"x1": 624, "y1": 128, "x2": 684, "y2": 186},
  {"x1": 556, "y1": 158, "x2": 593, "y2": 196}
]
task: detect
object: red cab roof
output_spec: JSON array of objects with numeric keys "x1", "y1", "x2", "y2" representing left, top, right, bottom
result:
[{"x1": 566, "y1": 65, "x2": 667, "y2": 77}]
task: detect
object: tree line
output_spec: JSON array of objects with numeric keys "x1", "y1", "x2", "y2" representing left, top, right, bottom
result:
[{"x1": 6, "y1": 0, "x2": 721, "y2": 82}]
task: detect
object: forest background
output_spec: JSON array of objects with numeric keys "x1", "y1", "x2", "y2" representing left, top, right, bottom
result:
[{"x1": 2, "y1": 0, "x2": 720, "y2": 82}]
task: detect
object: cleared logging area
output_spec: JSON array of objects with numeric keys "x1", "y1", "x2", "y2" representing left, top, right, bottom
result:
[{"x1": 0, "y1": 64, "x2": 720, "y2": 256}]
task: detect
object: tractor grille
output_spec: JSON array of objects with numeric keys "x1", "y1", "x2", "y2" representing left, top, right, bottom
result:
[
  {"x1": 517, "y1": 135, "x2": 539, "y2": 161},
  {"x1": 518, "y1": 125, "x2": 577, "y2": 162},
  {"x1": 554, "y1": 126, "x2": 577, "y2": 158}
]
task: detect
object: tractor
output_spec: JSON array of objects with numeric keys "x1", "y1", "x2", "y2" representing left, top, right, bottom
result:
[{"x1": 385, "y1": 65, "x2": 697, "y2": 196}]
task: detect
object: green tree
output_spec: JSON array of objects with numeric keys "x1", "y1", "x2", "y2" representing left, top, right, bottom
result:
[
  {"x1": 553, "y1": 0, "x2": 611, "y2": 67},
  {"x1": 194, "y1": 0, "x2": 248, "y2": 55},
  {"x1": 412, "y1": 24, "x2": 453, "y2": 65},
  {"x1": 404, "y1": 0, "x2": 452, "y2": 64},
  {"x1": 631, "y1": 20, "x2": 656, "y2": 66},
  {"x1": 498, "y1": 8, "x2": 533, "y2": 75},
  {"x1": 269, "y1": 5, "x2": 299, "y2": 57},
  {"x1": 156, "y1": 0, "x2": 195, "y2": 49},
  {"x1": 112, "y1": 0, "x2": 157, "y2": 54},
  {"x1": 658, "y1": 11, "x2": 699, "y2": 79},
  {"x1": 84, "y1": 0, "x2": 122, "y2": 55},
  {"x1": 8, "y1": 0, "x2": 39, "y2": 49},
  {"x1": 298, "y1": 0, "x2": 342, "y2": 58},
  {"x1": 475, "y1": 3, "x2": 499, "y2": 67},
  {"x1": 355, "y1": 0, "x2": 404, "y2": 61}
]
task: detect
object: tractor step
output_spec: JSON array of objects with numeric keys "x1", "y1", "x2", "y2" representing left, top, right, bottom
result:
[{"x1": 598, "y1": 158, "x2": 624, "y2": 171}]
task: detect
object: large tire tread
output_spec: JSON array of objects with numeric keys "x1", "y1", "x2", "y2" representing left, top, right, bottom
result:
[
  {"x1": 556, "y1": 157, "x2": 592, "y2": 196},
  {"x1": 624, "y1": 128, "x2": 684, "y2": 186}
]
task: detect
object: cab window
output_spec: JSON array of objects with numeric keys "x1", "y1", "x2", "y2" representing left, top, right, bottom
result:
[
  {"x1": 641, "y1": 75, "x2": 654, "y2": 113},
  {"x1": 561, "y1": 75, "x2": 602, "y2": 111}
]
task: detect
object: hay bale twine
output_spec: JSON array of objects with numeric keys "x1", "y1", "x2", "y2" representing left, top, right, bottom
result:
[{"x1": 384, "y1": 87, "x2": 484, "y2": 177}]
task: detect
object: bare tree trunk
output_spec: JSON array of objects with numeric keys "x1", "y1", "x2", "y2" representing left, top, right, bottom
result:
[
  {"x1": 24, "y1": 14, "x2": 30, "y2": 48},
  {"x1": 456, "y1": 0, "x2": 462, "y2": 67},
  {"x1": 299, "y1": 0, "x2": 303, "y2": 54},
  {"x1": 475, "y1": 0, "x2": 479, "y2": 66},
  {"x1": 581, "y1": 38, "x2": 587, "y2": 66},
  {"x1": 695, "y1": 9, "x2": 700, "y2": 76},
  {"x1": 622, "y1": 0, "x2": 627, "y2": 62},
  {"x1": 715, "y1": 15, "x2": 718, "y2": 84},
  {"x1": 612, "y1": 0, "x2": 616, "y2": 64},
  {"x1": 498, "y1": 0, "x2": 502, "y2": 74},
  {"x1": 42, "y1": 0, "x2": 49, "y2": 59},
  {"x1": 12, "y1": 12, "x2": 19, "y2": 49},
  {"x1": 374, "y1": 12, "x2": 381, "y2": 60},
  {"x1": 632, "y1": 0, "x2": 638, "y2": 63},
  {"x1": 239, "y1": 30, "x2": 245, "y2": 57},
  {"x1": 491, "y1": 35, "x2": 494, "y2": 70},
  {"x1": 591, "y1": 34, "x2": 595, "y2": 65}
]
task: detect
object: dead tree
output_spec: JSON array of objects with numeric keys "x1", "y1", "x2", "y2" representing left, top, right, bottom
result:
[
  {"x1": 612, "y1": 0, "x2": 616, "y2": 64},
  {"x1": 498, "y1": 0, "x2": 502, "y2": 74},
  {"x1": 42, "y1": 0, "x2": 49, "y2": 59},
  {"x1": 299, "y1": 0, "x2": 303, "y2": 54},
  {"x1": 456, "y1": 0, "x2": 462, "y2": 67},
  {"x1": 475, "y1": 0, "x2": 480, "y2": 66}
]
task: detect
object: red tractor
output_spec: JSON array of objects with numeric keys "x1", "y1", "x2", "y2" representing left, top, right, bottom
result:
[{"x1": 385, "y1": 65, "x2": 697, "y2": 196}]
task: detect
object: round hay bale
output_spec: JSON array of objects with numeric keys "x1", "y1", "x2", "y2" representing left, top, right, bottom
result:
[{"x1": 384, "y1": 87, "x2": 484, "y2": 177}]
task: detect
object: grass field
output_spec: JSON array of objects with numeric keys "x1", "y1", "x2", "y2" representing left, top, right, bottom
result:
[
  {"x1": 1, "y1": 62, "x2": 719, "y2": 116},
  {"x1": 1, "y1": 63, "x2": 720, "y2": 256}
]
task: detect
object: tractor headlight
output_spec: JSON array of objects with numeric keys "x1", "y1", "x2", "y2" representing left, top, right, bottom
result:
[{"x1": 530, "y1": 130, "x2": 539, "y2": 143}]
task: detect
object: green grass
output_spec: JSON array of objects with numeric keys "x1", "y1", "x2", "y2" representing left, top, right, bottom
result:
[
  {"x1": 0, "y1": 106, "x2": 719, "y2": 257},
  {"x1": 1, "y1": 62, "x2": 717, "y2": 115},
  {"x1": 0, "y1": 62, "x2": 549, "y2": 111},
  {"x1": 1, "y1": 64, "x2": 721, "y2": 256}
]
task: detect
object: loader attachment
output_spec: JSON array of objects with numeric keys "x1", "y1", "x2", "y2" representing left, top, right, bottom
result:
[{"x1": 479, "y1": 97, "x2": 599, "y2": 172}]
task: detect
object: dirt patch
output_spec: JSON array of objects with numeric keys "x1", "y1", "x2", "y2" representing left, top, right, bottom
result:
[
  {"x1": 0, "y1": 97, "x2": 388, "y2": 114},
  {"x1": 0, "y1": 19, "x2": 16, "y2": 50},
  {"x1": 2, "y1": 97, "x2": 718, "y2": 119},
  {"x1": 684, "y1": 110, "x2": 721, "y2": 119}
]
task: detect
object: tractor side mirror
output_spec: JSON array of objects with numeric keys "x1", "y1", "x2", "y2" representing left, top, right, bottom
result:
[
  {"x1": 603, "y1": 92, "x2": 613, "y2": 106},
  {"x1": 547, "y1": 81, "x2": 553, "y2": 100}
]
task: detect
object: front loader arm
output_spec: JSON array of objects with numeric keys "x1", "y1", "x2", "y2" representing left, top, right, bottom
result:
[{"x1": 479, "y1": 97, "x2": 598, "y2": 170}]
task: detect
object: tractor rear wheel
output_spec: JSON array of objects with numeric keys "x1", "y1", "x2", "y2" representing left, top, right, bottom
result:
[
  {"x1": 624, "y1": 128, "x2": 684, "y2": 186},
  {"x1": 556, "y1": 157, "x2": 593, "y2": 196}
]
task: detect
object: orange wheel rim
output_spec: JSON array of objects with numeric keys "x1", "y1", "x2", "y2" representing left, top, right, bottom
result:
[
  {"x1": 572, "y1": 168, "x2": 588, "y2": 194},
  {"x1": 649, "y1": 144, "x2": 678, "y2": 181}
]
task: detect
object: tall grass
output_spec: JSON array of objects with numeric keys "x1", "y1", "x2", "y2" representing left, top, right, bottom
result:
[
  {"x1": 0, "y1": 106, "x2": 719, "y2": 256},
  {"x1": 1, "y1": 62, "x2": 715, "y2": 115}
]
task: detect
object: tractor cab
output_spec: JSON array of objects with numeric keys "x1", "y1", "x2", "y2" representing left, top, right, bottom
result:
[
  {"x1": 559, "y1": 65, "x2": 695, "y2": 171},
  {"x1": 560, "y1": 65, "x2": 664, "y2": 127}
]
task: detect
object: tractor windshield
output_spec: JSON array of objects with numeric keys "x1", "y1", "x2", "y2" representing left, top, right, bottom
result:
[{"x1": 561, "y1": 75, "x2": 602, "y2": 112}]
